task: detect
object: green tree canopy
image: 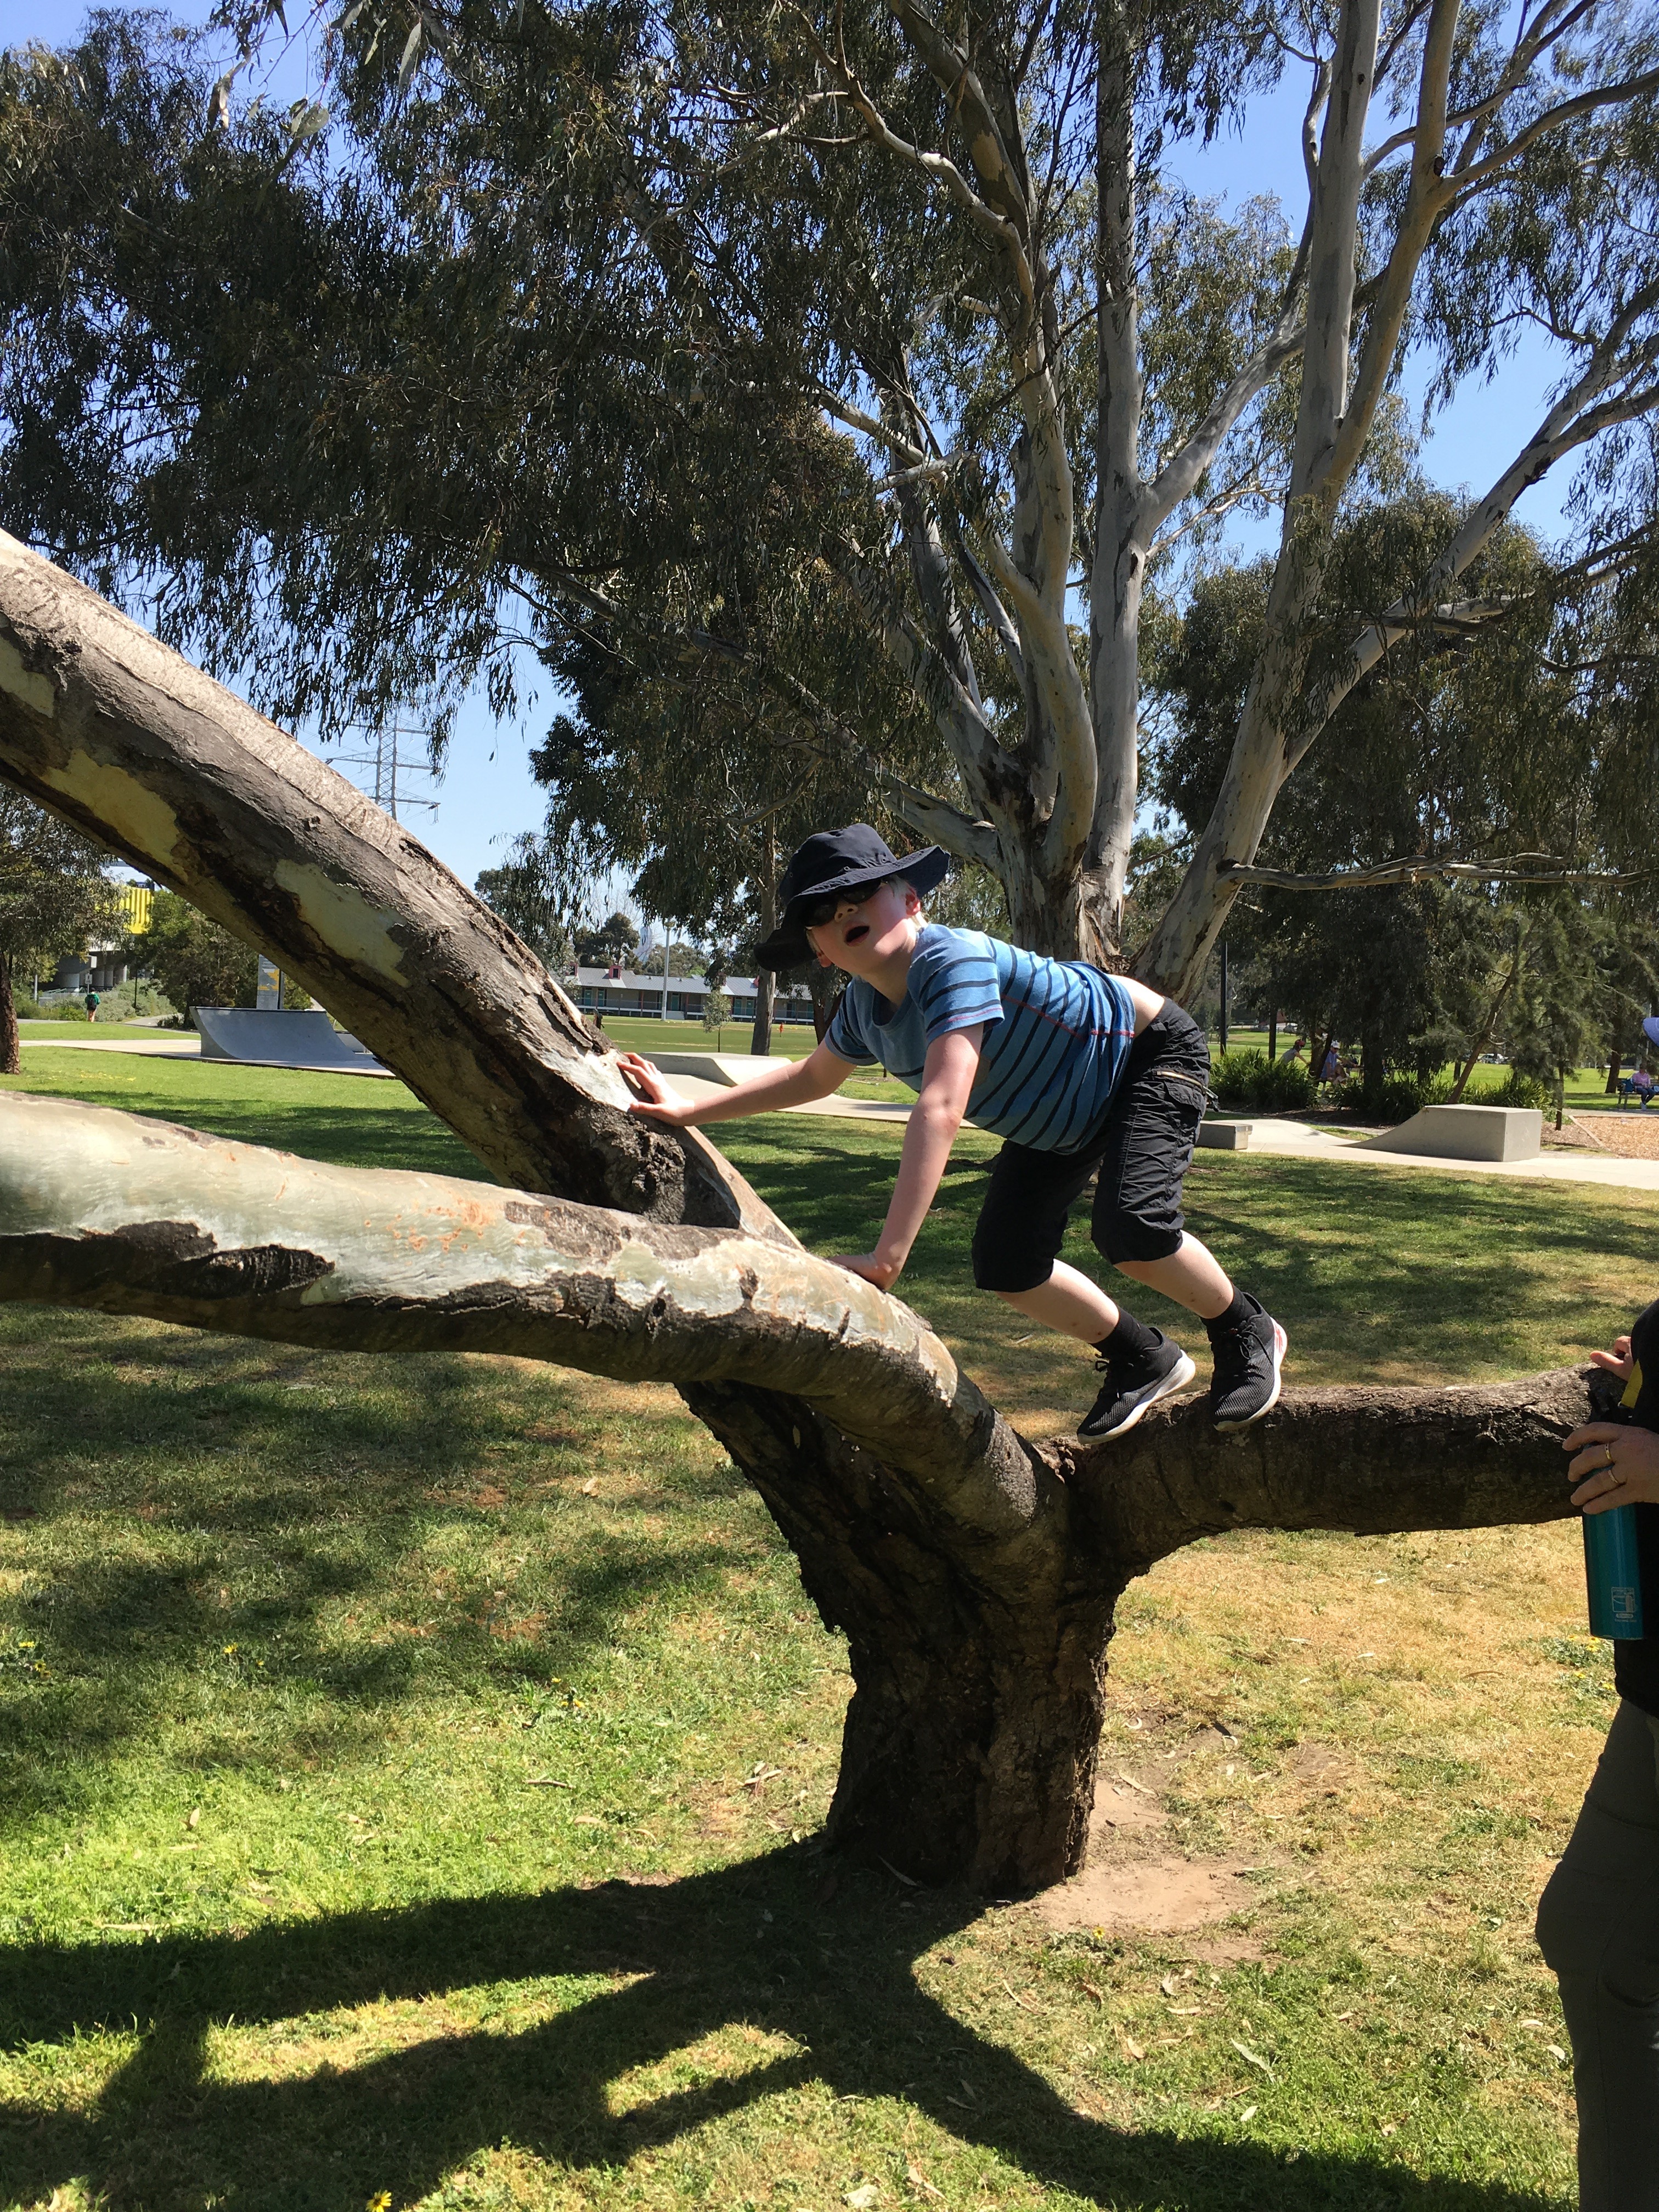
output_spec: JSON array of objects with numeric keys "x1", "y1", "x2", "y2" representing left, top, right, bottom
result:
[
  {"x1": 1145, "y1": 497, "x2": 1659, "y2": 1091},
  {"x1": 2, "y1": 0, "x2": 1656, "y2": 983},
  {"x1": 0, "y1": 789, "x2": 126, "y2": 1070}
]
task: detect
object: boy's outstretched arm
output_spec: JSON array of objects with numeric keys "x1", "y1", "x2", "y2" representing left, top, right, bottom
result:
[
  {"x1": 621, "y1": 1040, "x2": 854, "y2": 1127},
  {"x1": 836, "y1": 1026, "x2": 983, "y2": 1291}
]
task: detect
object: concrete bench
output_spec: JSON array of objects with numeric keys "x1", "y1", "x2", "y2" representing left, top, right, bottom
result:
[
  {"x1": 1362, "y1": 1103, "x2": 1542, "y2": 1161},
  {"x1": 1197, "y1": 1120, "x2": 1251, "y2": 1150}
]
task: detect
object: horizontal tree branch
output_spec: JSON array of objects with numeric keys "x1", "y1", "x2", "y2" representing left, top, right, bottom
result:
[
  {"x1": 1218, "y1": 855, "x2": 1652, "y2": 891},
  {"x1": 1054, "y1": 1365, "x2": 1589, "y2": 1570},
  {"x1": 0, "y1": 1093, "x2": 1595, "y2": 1579},
  {"x1": 0, "y1": 1092, "x2": 1049, "y2": 1554}
]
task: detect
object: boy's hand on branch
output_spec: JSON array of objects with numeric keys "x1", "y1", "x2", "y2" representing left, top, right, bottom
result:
[
  {"x1": 1589, "y1": 1334, "x2": 1635, "y2": 1385},
  {"x1": 834, "y1": 1251, "x2": 904, "y2": 1292},
  {"x1": 617, "y1": 1052, "x2": 698, "y2": 1128}
]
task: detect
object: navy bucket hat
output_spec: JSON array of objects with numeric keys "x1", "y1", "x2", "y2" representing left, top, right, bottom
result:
[{"x1": 755, "y1": 824, "x2": 948, "y2": 972}]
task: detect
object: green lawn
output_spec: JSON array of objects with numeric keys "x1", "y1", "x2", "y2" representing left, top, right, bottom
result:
[{"x1": 3, "y1": 1053, "x2": 1638, "y2": 2208}]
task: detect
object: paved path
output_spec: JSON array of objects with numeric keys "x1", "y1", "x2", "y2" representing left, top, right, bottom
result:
[
  {"x1": 18, "y1": 1035, "x2": 201, "y2": 1056},
  {"x1": 1240, "y1": 1115, "x2": 1659, "y2": 1193}
]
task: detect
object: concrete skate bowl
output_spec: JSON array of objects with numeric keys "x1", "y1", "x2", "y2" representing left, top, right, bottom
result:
[{"x1": 195, "y1": 1008, "x2": 391, "y2": 1077}]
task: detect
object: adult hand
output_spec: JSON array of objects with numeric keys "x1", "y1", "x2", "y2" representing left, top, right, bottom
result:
[
  {"x1": 617, "y1": 1052, "x2": 698, "y2": 1128},
  {"x1": 833, "y1": 1251, "x2": 903, "y2": 1293},
  {"x1": 1564, "y1": 1417, "x2": 1659, "y2": 1513}
]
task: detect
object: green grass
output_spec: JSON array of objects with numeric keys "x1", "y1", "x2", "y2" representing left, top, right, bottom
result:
[{"x1": 3, "y1": 1055, "x2": 1638, "y2": 2207}]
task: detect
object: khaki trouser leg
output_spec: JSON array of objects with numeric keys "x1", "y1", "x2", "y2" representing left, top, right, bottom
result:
[{"x1": 1535, "y1": 1700, "x2": 1659, "y2": 2211}]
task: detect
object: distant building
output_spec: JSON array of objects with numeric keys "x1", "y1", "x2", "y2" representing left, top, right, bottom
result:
[
  {"x1": 567, "y1": 966, "x2": 815, "y2": 1025},
  {"x1": 52, "y1": 883, "x2": 155, "y2": 994}
]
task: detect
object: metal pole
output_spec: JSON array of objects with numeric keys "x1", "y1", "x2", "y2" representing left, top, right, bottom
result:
[{"x1": 661, "y1": 933, "x2": 670, "y2": 1021}]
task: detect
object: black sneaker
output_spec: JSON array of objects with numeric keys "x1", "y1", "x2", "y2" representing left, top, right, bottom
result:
[
  {"x1": 1079, "y1": 1331, "x2": 1198, "y2": 1440},
  {"x1": 1209, "y1": 1294, "x2": 1287, "y2": 1430}
]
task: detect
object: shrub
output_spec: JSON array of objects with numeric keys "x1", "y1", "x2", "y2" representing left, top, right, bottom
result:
[
  {"x1": 1491, "y1": 1069, "x2": 1552, "y2": 1113},
  {"x1": 1210, "y1": 1047, "x2": 1313, "y2": 1114}
]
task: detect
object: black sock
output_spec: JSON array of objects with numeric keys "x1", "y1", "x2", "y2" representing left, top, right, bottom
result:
[
  {"x1": 1097, "y1": 1310, "x2": 1160, "y2": 1359},
  {"x1": 1205, "y1": 1289, "x2": 1251, "y2": 1339}
]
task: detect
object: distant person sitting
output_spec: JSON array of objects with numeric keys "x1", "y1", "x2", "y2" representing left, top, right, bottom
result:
[{"x1": 1631, "y1": 1068, "x2": 1656, "y2": 1108}]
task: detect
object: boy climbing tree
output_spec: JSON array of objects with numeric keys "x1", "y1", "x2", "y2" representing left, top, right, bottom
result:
[{"x1": 623, "y1": 826, "x2": 1286, "y2": 1436}]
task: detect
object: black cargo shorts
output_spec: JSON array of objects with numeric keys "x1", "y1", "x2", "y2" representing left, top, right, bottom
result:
[{"x1": 969, "y1": 1001, "x2": 1211, "y2": 1294}]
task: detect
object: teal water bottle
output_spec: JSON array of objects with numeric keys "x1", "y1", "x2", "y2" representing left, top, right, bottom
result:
[{"x1": 1584, "y1": 1505, "x2": 1646, "y2": 1638}]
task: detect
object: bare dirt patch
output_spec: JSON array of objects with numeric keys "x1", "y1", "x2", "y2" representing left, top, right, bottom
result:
[
  {"x1": 1035, "y1": 1758, "x2": 1278, "y2": 1943},
  {"x1": 1039, "y1": 1852, "x2": 1267, "y2": 1937}
]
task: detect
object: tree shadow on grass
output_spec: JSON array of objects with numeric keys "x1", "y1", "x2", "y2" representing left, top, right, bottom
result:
[
  {"x1": 0, "y1": 1317, "x2": 749, "y2": 1819},
  {"x1": 0, "y1": 1848, "x2": 1560, "y2": 2212}
]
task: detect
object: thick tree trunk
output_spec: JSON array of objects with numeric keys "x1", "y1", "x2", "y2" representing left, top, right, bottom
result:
[
  {"x1": 806, "y1": 965, "x2": 842, "y2": 1042},
  {"x1": 750, "y1": 970, "x2": 775, "y2": 1058},
  {"x1": 0, "y1": 948, "x2": 18, "y2": 1075}
]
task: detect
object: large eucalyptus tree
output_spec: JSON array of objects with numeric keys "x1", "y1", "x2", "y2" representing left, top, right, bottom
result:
[
  {"x1": 0, "y1": 530, "x2": 1603, "y2": 1887},
  {"x1": 3, "y1": 0, "x2": 1657, "y2": 985}
]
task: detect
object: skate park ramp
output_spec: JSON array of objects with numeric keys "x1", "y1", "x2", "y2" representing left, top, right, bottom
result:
[
  {"x1": 195, "y1": 1007, "x2": 391, "y2": 1077},
  {"x1": 1362, "y1": 1102, "x2": 1542, "y2": 1161}
]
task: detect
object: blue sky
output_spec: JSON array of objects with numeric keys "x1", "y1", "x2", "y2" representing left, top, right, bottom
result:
[{"x1": 9, "y1": 1, "x2": 1580, "y2": 902}]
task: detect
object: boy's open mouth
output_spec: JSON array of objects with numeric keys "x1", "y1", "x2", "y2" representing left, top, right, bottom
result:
[{"x1": 842, "y1": 921, "x2": 871, "y2": 946}]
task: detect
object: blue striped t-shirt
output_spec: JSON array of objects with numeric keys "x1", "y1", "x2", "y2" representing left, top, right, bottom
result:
[{"x1": 823, "y1": 925, "x2": 1137, "y2": 1152}]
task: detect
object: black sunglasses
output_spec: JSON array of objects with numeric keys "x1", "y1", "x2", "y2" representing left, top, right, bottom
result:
[
  {"x1": 802, "y1": 878, "x2": 899, "y2": 930},
  {"x1": 802, "y1": 891, "x2": 859, "y2": 929}
]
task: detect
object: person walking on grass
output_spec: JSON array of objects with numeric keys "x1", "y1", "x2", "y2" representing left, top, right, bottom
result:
[
  {"x1": 622, "y1": 825, "x2": 1286, "y2": 1437},
  {"x1": 1537, "y1": 1306, "x2": 1659, "y2": 2211},
  {"x1": 83, "y1": 988, "x2": 99, "y2": 1024}
]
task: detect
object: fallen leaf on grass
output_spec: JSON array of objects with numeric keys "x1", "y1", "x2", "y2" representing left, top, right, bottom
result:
[
  {"x1": 1547, "y1": 2044, "x2": 1569, "y2": 2063},
  {"x1": 523, "y1": 1776, "x2": 572, "y2": 1788},
  {"x1": 1001, "y1": 1978, "x2": 1036, "y2": 2011},
  {"x1": 573, "y1": 1814, "x2": 603, "y2": 1826},
  {"x1": 877, "y1": 1854, "x2": 920, "y2": 1887},
  {"x1": 1238, "y1": 2104, "x2": 1257, "y2": 2124},
  {"x1": 1159, "y1": 1975, "x2": 1177, "y2": 1996},
  {"x1": 1079, "y1": 1977, "x2": 1104, "y2": 2005},
  {"x1": 186, "y1": 1806, "x2": 200, "y2": 1830},
  {"x1": 845, "y1": 2186, "x2": 880, "y2": 2209},
  {"x1": 579, "y1": 1477, "x2": 600, "y2": 1496},
  {"x1": 905, "y1": 2160, "x2": 944, "y2": 2200},
  {"x1": 1122, "y1": 2035, "x2": 1145, "y2": 2061},
  {"x1": 1230, "y1": 2037, "x2": 1273, "y2": 2074}
]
